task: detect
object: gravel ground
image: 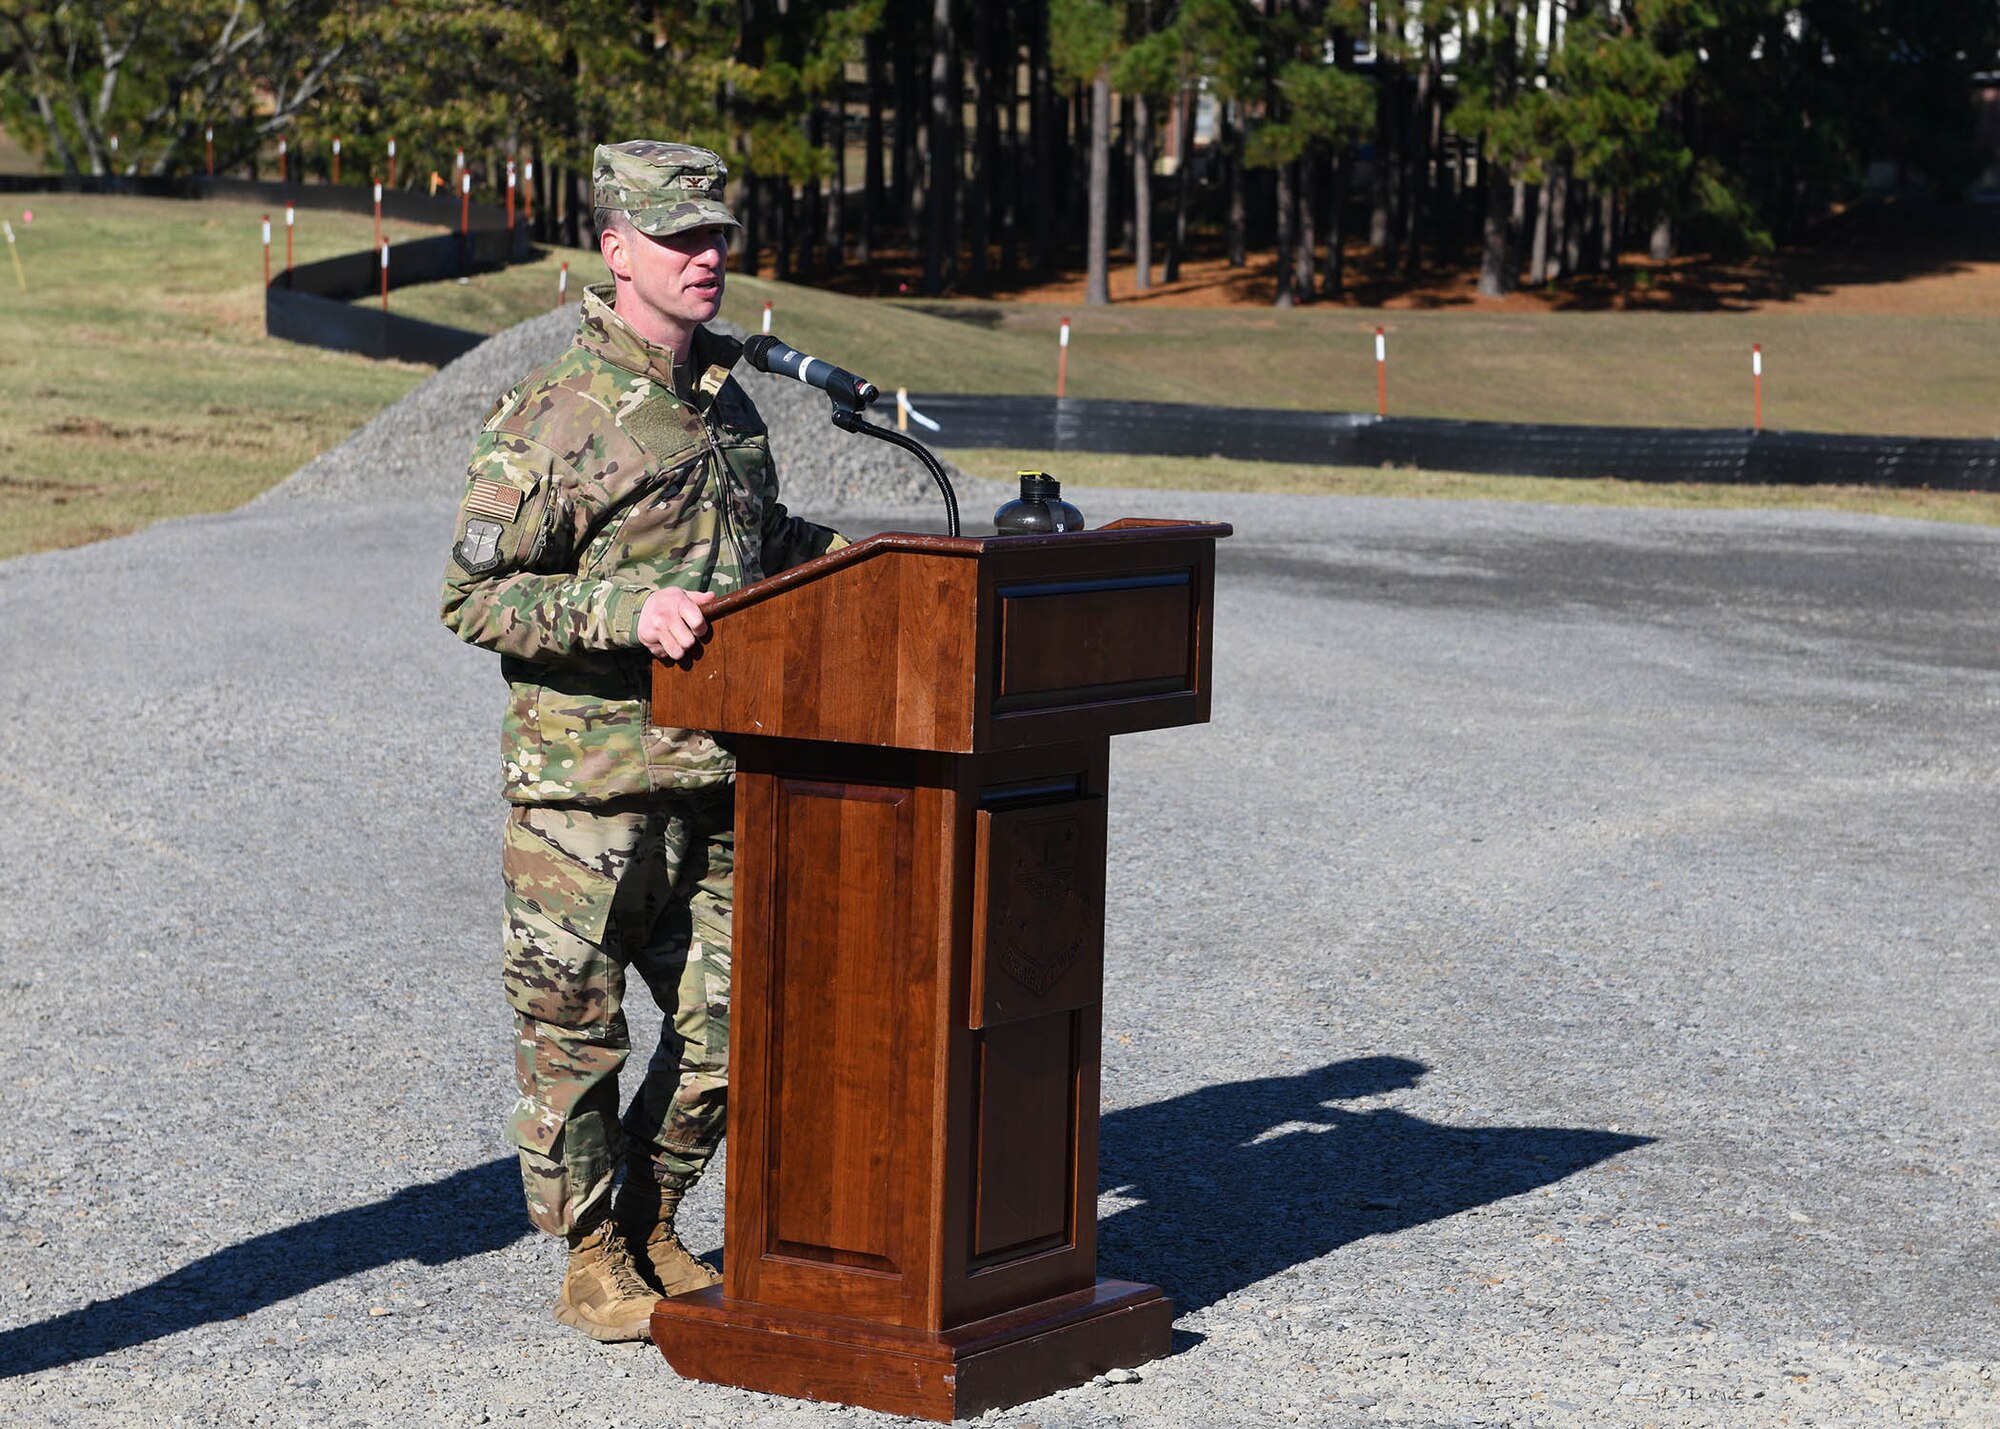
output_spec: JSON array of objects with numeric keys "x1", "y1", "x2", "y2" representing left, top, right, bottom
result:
[
  {"x1": 0, "y1": 313, "x2": 1995, "y2": 1429},
  {"x1": 269, "y1": 305, "x2": 956, "y2": 512}
]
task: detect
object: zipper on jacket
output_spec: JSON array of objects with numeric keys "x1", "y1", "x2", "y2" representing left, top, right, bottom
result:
[{"x1": 700, "y1": 400, "x2": 752, "y2": 584}]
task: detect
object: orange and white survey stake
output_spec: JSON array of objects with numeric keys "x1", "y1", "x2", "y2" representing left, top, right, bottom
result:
[
  {"x1": 1753, "y1": 343, "x2": 1764, "y2": 431},
  {"x1": 1375, "y1": 326, "x2": 1387, "y2": 417},
  {"x1": 2, "y1": 220, "x2": 23, "y2": 292}
]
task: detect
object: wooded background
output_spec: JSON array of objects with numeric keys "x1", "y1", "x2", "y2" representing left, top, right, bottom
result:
[{"x1": 4, "y1": 1, "x2": 1996, "y2": 303}]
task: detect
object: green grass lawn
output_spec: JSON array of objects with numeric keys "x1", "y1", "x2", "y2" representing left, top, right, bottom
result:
[
  {"x1": 373, "y1": 240, "x2": 587, "y2": 332},
  {"x1": 5, "y1": 194, "x2": 1997, "y2": 564},
  {"x1": 379, "y1": 252, "x2": 2000, "y2": 439},
  {"x1": 1, "y1": 192, "x2": 442, "y2": 559},
  {"x1": 946, "y1": 448, "x2": 2000, "y2": 526}
]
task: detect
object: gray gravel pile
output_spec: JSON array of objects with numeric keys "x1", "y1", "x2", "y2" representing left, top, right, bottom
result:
[
  {"x1": 0, "y1": 310, "x2": 1995, "y2": 1429},
  {"x1": 270, "y1": 305, "x2": 957, "y2": 513}
]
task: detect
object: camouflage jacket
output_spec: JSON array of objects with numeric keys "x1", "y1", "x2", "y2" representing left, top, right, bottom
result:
[{"x1": 440, "y1": 284, "x2": 844, "y2": 805}]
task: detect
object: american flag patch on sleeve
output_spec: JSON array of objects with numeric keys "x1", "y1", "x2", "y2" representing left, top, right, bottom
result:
[{"x1": 464, "y1": 478, "x2": 525, "y2": 523}]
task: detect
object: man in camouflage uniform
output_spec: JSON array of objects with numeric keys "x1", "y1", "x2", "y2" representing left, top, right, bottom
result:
[{"x1": 441, "y1": 141, "x2": 845, "y2": 1342}]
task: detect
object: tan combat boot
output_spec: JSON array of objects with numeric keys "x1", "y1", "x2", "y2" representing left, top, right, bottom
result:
[
  {"x1": 614, "y1": 1170, "x2": 721, "y2": 1298},
  {"x1": 552, "y1": 1217, "x2": 660, "y2": 1342}
]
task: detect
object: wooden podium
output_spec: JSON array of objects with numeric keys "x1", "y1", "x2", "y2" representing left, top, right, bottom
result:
[{"x1": 646, "y1": 518, "x2": 1229, "y2": 1420}]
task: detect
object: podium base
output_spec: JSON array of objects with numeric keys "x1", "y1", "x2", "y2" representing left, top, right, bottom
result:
[{"x1": 649, "y1": 1278, "x2": 1173, "y2": 1422}]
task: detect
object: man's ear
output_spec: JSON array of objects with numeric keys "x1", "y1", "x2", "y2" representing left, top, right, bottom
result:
[{"x1": 599, "y1": 222, "x2": 630, "y2": 281}]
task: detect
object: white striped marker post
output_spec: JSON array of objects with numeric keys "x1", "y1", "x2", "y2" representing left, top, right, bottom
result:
[
  {"x1": 1057, "y1": 316, "x2": 1071, "y2": 398},
  {"x1": 558, "y1": 260, "x2": 569, "y2": 306},
  {"x1": 332, "y1": 137, "x2": 342, "y2": 184},
  {"x1": 380, "y1": 241, "x2": 389, "y2": 312},
  {"x1": 1753, "y1": 344, "x2": 1763, "y2": 431},
  {"x1": 460, "y1": 171, "x2": 471, "y2": 238},
  {"x1": 762, "y1": 300, "x2": 773, "y2": 334},
  {"x1": 1375, "y1": 327, "x2": 1387, "y2": 417},
  {"x1": 506, "y1": 161, "x2": 516, "y2": 230},
  {"x1": 387, "y1": 137, "x2": 397, "y2": 187},
  {"x1": 373, "y1": 180, "x2": 383, "y2": 251},
  {"x1": 524, "y1": 160, "x2": 535, "y2": 227},
  {"x1": 262, "y1": 214, "x2": 271, "y2": 286},
  {"x1": 205, "y1": 125, "x2": 214, "y2": 176},
  {"x1": 277, "y1": 134, "x2": 286, "y2": 181},
  {"x1": 285, "y1": 203, "x2": 294, "y2": 276}
]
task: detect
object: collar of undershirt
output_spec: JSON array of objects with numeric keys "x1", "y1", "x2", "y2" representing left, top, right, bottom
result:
[{"x1": 577, "y1": 284, "x2": 745, "y2": 404}]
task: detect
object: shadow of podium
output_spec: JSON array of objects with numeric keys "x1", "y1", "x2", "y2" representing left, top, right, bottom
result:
[
  {"x1": 0, "y1": 1057, "x2": 1648, "y2": 1379},
  {"x1": 1098, "y1": 1055, "x2": 1652, "y2": 1315}
]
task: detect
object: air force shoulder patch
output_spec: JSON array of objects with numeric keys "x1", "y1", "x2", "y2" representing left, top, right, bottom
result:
[{"x1": 454, "y1": 518, "x2": 506, "y2": 575}]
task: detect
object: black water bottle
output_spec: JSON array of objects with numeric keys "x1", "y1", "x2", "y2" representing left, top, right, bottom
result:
[{"x1": 993, "y1": 471, "x2": 1085, "y2": 535}]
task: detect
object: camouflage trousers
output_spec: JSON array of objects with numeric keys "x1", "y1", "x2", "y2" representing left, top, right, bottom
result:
[{"x1": 500, "y1": 788, "x2": 733, "y2": 1237}]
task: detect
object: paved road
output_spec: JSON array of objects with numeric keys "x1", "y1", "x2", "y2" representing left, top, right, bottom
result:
[{"x1": 0, "y1": 484, "x2": 1993, "y2": 1427}]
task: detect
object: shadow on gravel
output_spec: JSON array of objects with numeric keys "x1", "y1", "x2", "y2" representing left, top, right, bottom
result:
[
  {"x1": 1098, "y1": 1056, "x2": 1651, "y2": 1314},
  {"x1": 7, "y1": 1063, "x2": 1647, "y2": 1375},
  {"x1": 0, "y1": 1159, "x2": 528, "y2": 1378}
]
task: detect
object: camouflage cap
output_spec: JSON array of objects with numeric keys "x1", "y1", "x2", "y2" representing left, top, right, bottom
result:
[{"x1": 593, "y1": 140, "x2": 739, "y2": 238}]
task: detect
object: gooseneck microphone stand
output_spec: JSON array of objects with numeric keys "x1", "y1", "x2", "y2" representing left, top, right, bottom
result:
[{"x1": 830, "y1": 400, "x2": 961, "y2": 538}]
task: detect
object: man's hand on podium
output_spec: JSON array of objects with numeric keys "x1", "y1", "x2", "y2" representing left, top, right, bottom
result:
[{"x1": 638, "y1": 587, "x2": 718, "y2": 661}]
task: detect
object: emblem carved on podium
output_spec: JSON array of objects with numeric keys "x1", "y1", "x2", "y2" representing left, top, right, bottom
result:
[
  {"x1": 973, "y1": 796, "x2": 1105, "y2": 1028},
  {"x1": 1001, "y1": 934, "x2": 1081, "y2": 997}
]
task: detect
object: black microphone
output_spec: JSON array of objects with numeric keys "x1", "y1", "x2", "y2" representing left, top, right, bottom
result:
[{"x1": 743, "y1": 333, "x2": 880, "y2": 409}]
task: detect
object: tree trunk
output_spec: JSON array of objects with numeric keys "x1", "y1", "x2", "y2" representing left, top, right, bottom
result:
[
  {"x1": 529, "y1": 141, "x2": 545, "y2": 242},
  {"x1": 1649, "y1": 87, "x2": 1682, "y2": 262},
  {"x1": 802, "y1": 114, "x2": 823, "y2": 273},
  {"x1": 1528, "y1": 183, "x2": 1550, "y2": 285},
  {"x1": 1450, "y1": 137, "x2": 1468, "y2": 258},
  {"x1": 1071, "y1": 89, "x2": 1090, "y2": 262},
  {"x1": 1165, "y1": 83, "x2": 1193, "y2": 283},
  {"x1": 1568, "y1": 175, "x2": 1584, "y2": 272},
  {"x1": 999, "y1": 0, "x2": 1019, "y2": 274},
  {"x1": 1029, "y1": 0, "x2": 1053, "y2": 272},
  {"x1": 1547, "y1": 159, "x2": 1570, "y2": 282},
  {"x1": 739, "y1": 145, "x2": 760, "y2": 276},
  {"x1": 923, "y1": 0, "x2": 956, "y2": 294},
  {"x1": 1409, "y1": 28, "x2": 1442, "y2": 276},
  {"x1": 969, "y1": 0, "x2": 997, "y2": 281},
  {"x1": 895, "y1": 19, "x2": 919, "y2": 246},
  {"x1": 1086, "y1": 69, "x2": 1112, "y2": 304},
  {"x1": 827, "y1": 90, "x2": 846, "y2": 267},
  {"x1": 1131, "y1": 92, "x2": 1151, "y2": 292},
  {"x1": 862, "y1": 32, "x2": 883, "y2": 262},
  {"x1": 1478, "y1": 157, "x2": 1511, "y2": 297},
  {"x1": 1274, "y1": 159, "x2": 1296, "y2": 308},
  {"x1": 1295, "y1": 159, "x2": 1316, "y2": 300},
  {"x1": 563, "y1": 165, "x2": 584, "y2": 248},
  {"x1": 772, "y1": 177, "x2": 792, "y2": 281},
  {"x1": 1323, "y1": 148, "x2": 1348, "y2": 297},
  {"x1": 1369, "y1": 35, "x2": 1392, "y2": 252},
  {"x1": 1116, "y1": 93, "x2": 1134, "y2": 255},
  {"x1": 1399, "y1": 40, "x2": 1425, "y2": 277},
  {"x1": 1507, "y1": 177, "x2": 1526, "y2": 286},
  {"x1": 1225, "y1": 102, "x2": 1247, "y2": 267}
]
